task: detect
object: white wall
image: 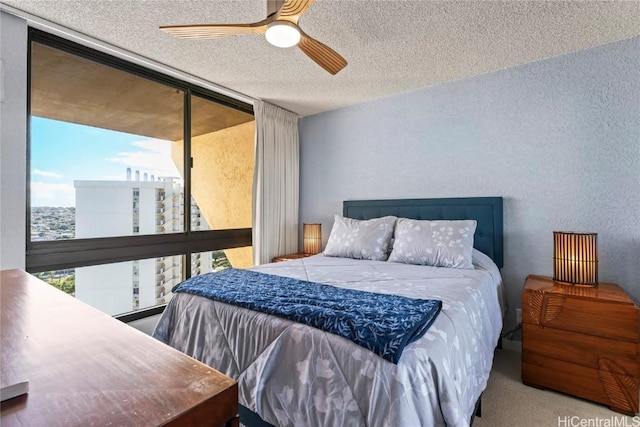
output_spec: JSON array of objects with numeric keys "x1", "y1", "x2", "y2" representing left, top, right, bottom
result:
[
  {"x1": 138, "y1": 258, "x2": 156, "y2": 309},
  {"x1": 76, "y1": 261, "x2": 134, "y2": 315},
  {"x1": 0, "y1": 11, "x2": 27, "y2": 269},
  {"x1": 299, "y1": 36, "x2": 640, "y2": 334},
  {"x1": 76, "y1": 185, "x2": 135, "y2": 238}
]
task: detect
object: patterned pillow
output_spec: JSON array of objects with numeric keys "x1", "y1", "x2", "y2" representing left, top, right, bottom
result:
[
  {"x1": 388, "y1": 218, "x2": 477, "y2": 269},
  {"x1": 324, "y1": 215, "x2": 397, "y2": 261}
]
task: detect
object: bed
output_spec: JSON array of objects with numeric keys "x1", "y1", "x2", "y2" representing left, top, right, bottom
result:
[{"x1": 153, "y1": 197, "x2": 504, "y2": 427}]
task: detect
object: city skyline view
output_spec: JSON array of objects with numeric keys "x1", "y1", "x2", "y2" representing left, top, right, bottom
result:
[
  {"x1": 31, "y1": 116, "x2": 181, "y2": 207},
  {"x1": 30, "y1": 117, "x2": 224, "y2": 314}
]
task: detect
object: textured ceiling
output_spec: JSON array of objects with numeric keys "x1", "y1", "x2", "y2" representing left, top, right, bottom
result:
[{"x1": 2, "y1": 0, "x2": 639, "y2": 116}]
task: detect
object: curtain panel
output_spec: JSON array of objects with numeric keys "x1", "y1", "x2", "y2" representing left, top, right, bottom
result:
[{"x1": 252, "y1": 100, "x2": 299, "y2": 265}]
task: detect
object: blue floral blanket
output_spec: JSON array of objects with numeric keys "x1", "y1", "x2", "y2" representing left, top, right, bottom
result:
[{"x1": 172, "y1": 268, "x2": 442, "y2": 364}]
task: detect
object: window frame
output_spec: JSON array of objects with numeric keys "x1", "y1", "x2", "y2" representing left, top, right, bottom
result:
[{"x1": 25, "y1": 29, "x2": 253, "y2": 315}]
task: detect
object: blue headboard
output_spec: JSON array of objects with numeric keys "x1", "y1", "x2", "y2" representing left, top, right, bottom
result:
[{"x1": 343, "y1": 197, "x2": 504, "y2": 268}]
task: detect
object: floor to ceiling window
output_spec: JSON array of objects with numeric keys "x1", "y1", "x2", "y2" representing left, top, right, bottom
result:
[{"x1": 27, "y1": 29, "x2": 255, "y2": 318}]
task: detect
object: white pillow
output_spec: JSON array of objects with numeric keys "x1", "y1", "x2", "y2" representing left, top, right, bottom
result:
[
  {"x1": 388, "y1": 218, "x2": 477, "y2": 269},
  {"x1": 324, "y1": 215, "x2": 397, "y2": 261},
  {"x1": 472, "y1": 248, "x2": 501, "y2": 284}
]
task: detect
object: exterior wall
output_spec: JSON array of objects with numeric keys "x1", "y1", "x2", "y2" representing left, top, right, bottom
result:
[
  {"x1": 138, "y1": 258, "x2": 157, "y2": 310},
  {"x1": 75, "y1": 177, "x2": 206, "y2": 315},
  {"x1": 0, "y1": 12, "x2": 27, "y2": 269},
  {"x1": 75, "y1": 185, "x2": 134, "y2": 238},
  {"x1": 173, "y1": 120, "x2": 255, "y2": 268},
  {"x1": 138, "y1": 187, "x2": 157, "y2": 235},
  {"x1": 75, "y1": 261, "x2": 134, "y2": 315},
  {"x1": 299, "y1": 36, "x2": 640, "y2": 335}
]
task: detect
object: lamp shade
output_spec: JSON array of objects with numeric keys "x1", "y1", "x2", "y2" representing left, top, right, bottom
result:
[
  {"x1": 553, "y1": 231, "x2": 598, "y2": 286},
  {"x1": 303, "y1": 223, "x2": 322, "y2": 255}
]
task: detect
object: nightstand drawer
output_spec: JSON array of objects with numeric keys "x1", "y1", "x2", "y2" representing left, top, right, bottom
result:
[
  {"x1": 522, "y1": 354, "x2": 639, "y2": 415},
  {"x1": 523, "y1": 323, "x2": 640, "y2": 376},
  {"x1": 523, "y1": 288, "x2": 640, "y2": 342}
]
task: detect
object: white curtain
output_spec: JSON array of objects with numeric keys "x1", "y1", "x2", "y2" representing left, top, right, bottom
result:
[{"x1": 252, "y1": 100, "x2": 299, "y2": 265}]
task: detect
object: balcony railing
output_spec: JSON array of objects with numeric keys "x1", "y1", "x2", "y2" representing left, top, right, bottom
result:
[{"x1": 156, "y1": 286, "x2": 166, "y2": 298}]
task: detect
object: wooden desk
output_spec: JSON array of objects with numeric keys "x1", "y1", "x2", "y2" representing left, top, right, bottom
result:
[{"x1": 0, "y1": 269, "x2": 239, "y2": 426}]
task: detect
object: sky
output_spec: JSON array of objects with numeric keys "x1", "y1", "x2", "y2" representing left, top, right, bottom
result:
[{"x1": 31, "y1": 117, "x2": 181, "y2": 207}]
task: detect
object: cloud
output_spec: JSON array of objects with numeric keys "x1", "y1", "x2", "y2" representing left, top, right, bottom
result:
[
  {"x1": 106, "y1": 138, "x2": 180, "y2": 178},
  {"x1": 31, "y1": 181, "x2": 75, "y2": 207},
  {"x1": 33, "y1": 169, "x2": 63, "y2": 178}
]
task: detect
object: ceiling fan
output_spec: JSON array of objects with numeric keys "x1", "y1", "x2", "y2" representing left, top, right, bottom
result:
[{"x1": 160, "y1": 0, "x2": 347, "y2": 75}]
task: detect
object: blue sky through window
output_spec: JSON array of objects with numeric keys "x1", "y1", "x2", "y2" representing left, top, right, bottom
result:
[{"x1": 31, "y1": 117, "x2": 181, "y2": 207}]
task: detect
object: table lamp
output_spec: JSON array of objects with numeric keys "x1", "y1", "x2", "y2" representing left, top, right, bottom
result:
[
  {"x1": 303, "y1": 223, "x2": 322, "y2": 255},
  {"x1": 553, "y1": 231, "x2": 598, "y2": 286}
]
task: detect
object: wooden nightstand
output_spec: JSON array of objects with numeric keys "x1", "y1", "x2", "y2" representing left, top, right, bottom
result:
[
  {"x1": 521, "y1": 275, "x2": 640, "y2": 415},
  {"x1": 272, "y1": 252, "x2": 312, "y2": 263}
]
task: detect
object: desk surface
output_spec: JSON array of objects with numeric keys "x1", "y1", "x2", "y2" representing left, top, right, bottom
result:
[{"x1": 0, "y1": 269, "x2": 238, "y2": 426}]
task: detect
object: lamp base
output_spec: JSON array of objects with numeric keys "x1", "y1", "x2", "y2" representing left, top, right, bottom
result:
[
  {"x1": 551, "y1": 280, "x2": 599, "y2": 297},
  {"x1": 552, "y1": 279, "x2": 598, "y2": 288}
]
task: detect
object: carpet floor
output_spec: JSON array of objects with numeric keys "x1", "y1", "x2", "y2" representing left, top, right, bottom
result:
[{"x1": 475, "y1": 349, "x2": 638, "y2": 427}]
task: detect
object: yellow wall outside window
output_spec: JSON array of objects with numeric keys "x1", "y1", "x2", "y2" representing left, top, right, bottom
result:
[{"x1": 173, "y1": 120, "x2": 255, "y2": 268}]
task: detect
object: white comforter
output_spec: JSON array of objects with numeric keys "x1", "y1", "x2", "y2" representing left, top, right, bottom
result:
[{"x1": 153, "y1": 252, "x2": 503, "y2": 427}]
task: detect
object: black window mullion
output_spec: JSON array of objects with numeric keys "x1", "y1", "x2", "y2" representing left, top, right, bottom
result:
[
  {"x1": 25, "y1": 37, "x2": 33, "y2": 252},
  {"x1": 26, "y1": 228, "x2": 252, "y2": 273},
  {"x1": 184, "y1": 90, "x2": 192, "y2": 280}
]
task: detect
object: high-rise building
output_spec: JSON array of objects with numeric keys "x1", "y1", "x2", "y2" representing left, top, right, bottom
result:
[{"x1": 74, "y1": 170, "x2": 211, "y2": 315}]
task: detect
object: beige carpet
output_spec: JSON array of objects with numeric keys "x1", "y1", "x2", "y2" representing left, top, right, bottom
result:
[{"x1": 475, "y1": 349, "x2": 638, "y2": 427}]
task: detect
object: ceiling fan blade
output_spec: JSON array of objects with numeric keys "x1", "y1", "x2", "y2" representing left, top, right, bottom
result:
[
  {"x1": 277, "y1": 0, "x2": 315, "y2": 24},
  {"x1": 160, "y1": 17, "x2": 274, "y2": 39},
  {"x1": 298, "y1": 31, "x2": 347, "y2": 75}
]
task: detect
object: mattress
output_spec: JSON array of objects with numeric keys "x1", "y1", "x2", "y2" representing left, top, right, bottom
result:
[{"x1": 153, "y1": 250, "x2": 503, "y2": 427}]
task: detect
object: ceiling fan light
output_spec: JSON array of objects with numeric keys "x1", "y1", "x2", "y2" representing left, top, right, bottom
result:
[{"x1": 265, "y1": 21, "x2": 301, "y2": 48}]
